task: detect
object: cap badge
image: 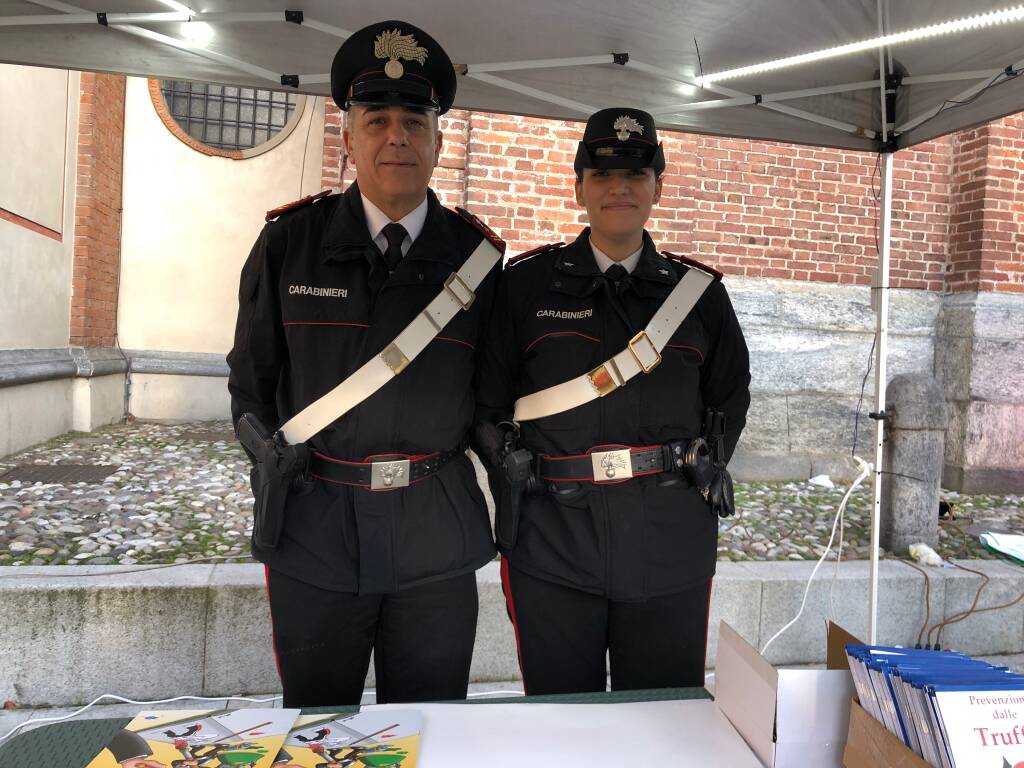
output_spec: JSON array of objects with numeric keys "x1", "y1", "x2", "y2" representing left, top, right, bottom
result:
[
  {"x1": 613, "y1": 115, "x2": 644, "y2": 141},
  {"x1": 374, "y1": 28, "x2": 429, "y2": 80}
]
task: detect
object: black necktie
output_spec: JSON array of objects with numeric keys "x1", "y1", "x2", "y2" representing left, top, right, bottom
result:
[
  {"x1": 605, "y1": 263, "x2": 629, "y2": 294},
  {"x1": 381, "y1": 222, "x2": 407, "y2": 273}
]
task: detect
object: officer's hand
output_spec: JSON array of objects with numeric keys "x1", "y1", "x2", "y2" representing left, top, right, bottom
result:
[{"x1": 472, "y1": 419, "x2": 506, "y2": 469}]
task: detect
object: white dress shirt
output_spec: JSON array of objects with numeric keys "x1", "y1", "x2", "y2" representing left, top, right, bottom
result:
[
  {"x1": 591, "y1": 241, "x2": 643, "y2": 274},
  {"x1": 361, "y1": 194, "x2": 429, "y2": 257}
]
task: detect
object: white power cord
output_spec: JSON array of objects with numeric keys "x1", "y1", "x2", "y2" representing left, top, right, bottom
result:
[
  {"x1": 0, "y1": 693, "x2": 281, "y2": 745},
  {"x1": 0, "y1": 687, "x2": 528, "y2": 745},
  {"x1": 760, "y1": 456, "x2": 872, "y2": 656}
]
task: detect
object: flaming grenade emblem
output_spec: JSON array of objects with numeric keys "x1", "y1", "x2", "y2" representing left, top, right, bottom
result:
[
  {"x1": 613, "y1": 115, "x2": 644, "y2": 141},
  {"x1": 601, "y1": 453, "x2": 628, "y2": 479},
  {"x1": 374, "y1": 28, "x2": 429, "y2": 79},
  {"x1": 379, "y1": 462, "x2": 406, "y2": 487}
]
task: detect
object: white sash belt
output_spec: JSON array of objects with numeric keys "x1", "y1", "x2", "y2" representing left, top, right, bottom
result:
[
  {"x1": 513, "y1": 265, "x2": 715, "y2": 423},
  {"x1": 280, "y1": 238, "x2": 501, "y2": 444}
]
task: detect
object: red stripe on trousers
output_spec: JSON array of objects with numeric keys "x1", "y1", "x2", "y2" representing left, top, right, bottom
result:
[
  {"x1": 499, "y1": 557, "x2": 528, "y2": 694},
  {"x1": 702, "y1": 577, "x2": 714, "y2": 675},
  {"x1": 263, "y1": 564, "x2": 283, "y2": 685}
]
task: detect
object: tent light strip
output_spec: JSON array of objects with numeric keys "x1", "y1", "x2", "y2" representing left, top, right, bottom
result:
[
  {"x1": 628, "y1": 59, "x2": 877, "y2": 140},
  {"x1": 700, "y1": 4, "x2": 1024, "y2": 84},
  {"x1": 0, "y1": 11, "x2": 191, "y2": 25},
  {"x1": 649, "y1": 79, "x2": 880, "y2": 116},
  {"x1": 155, "y1": 0, "x2": 194, "y2": 14}
]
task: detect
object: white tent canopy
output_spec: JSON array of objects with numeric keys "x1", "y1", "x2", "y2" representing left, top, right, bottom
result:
[
  {"x1": 2, "y1": 0, "x2": 1024, "y2": 150},
  {"x1": 3, "y1": 0, "x2": 1024, "y2": 644}
]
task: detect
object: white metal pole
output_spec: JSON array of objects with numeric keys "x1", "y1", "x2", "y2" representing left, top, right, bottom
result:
[{"x1": 869, "y1": 151, "x2": 894, "y2": 644}]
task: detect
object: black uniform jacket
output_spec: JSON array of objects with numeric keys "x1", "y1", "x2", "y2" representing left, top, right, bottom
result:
[
  {"x1": 227, "y1": 182, "x2": 500, "y2": 594},
  {"x1": 477, "y1": 229, "x2": 750, "y2": 600}
]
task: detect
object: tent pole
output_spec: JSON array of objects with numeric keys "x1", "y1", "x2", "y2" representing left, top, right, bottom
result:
[{"x1": 869, "y1": 150, "x2": 894, "y2": 645}]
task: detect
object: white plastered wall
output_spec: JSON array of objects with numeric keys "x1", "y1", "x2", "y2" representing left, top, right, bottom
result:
[
  {"x1": 0, "y1": 66, "x2": 88, "y2": 456},
  {"x1": 118, "y1": 78, "x2": 325, "y2": 420},
  {"x1": 0, "y1": 64, "x2": 76, "y2": 351}
]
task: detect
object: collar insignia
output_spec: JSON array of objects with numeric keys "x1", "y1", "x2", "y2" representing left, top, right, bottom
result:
[
  {"x1": 613, "y1": 115, "x2": 644, "y2": 141},
  {"x1": 374, "y1": 28, "x2": 429, "y2": 79}
]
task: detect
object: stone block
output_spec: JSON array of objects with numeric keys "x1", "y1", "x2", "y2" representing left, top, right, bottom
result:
[
  {"x1": 954, "y1": 466, "x2": 1024, "y2": 494},
  {"x1": 777, "y1": 285, "x2": 875, "y2": 332},
  {"x1": 747, "y1": 329, "x2": 871, "y2": 395},
  {"x1": 706, "y1": 563, "x2": 762, "y2": 668},
  {"x1": 729, "y1": 451, "x2": 811, "y2": 482},
  {"x1": 734, "y1": 394, "x2": 789, "y2": 453},
  {"x1": 936, "y1": 295, "x2": 976, "y2": 340},
  {"x1": 729, "y1": 281, "x2": 782, "y2": 328},
  {"x1": 202, "y1": 565, "x2": 279, "y2": 697},
  {"x1": 974, "y1": 292, "x2": 1024, "y2": 341},
  {"x1": 970, "y1": 339, "x2": 1024, "y2": 403},
  {"x1": 810, "y1": 455, "x2": 866, "y2": 484},
  {"x1": 750, "y1": 560, "x2": 945, "y2": 665},
  {"x1": 472, "y1": 561, "x2": 520, "y2": 682},
  {"x1": 786, "y1": 394, "x2": 873, "y2": 456},
  {"x1": 887, "y1": 289, "x2": 942, "y2": 335},
  {"x1": 964, "y1": 402, "x2": 1024, "y2": 468},
  {"x1": 934, "y1": 336, "x2": 972, "y2": 403},
  {"x1": 0, "y1": 566, "x2": 214, "y2": 707},
  {"x1": 939, "y1": 561, "x2": 1024, "y2": 655}
]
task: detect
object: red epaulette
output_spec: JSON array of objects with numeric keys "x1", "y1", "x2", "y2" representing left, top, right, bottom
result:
[
  {"x1": 661, "y1": 251, "x2": 723, "y2": 281},
  {"x1": 507, "y1": 242, "x2": 564, "y2": 267},
  {"x1": 265, "y1": 190, "x2": 334, "y2": 222},
  {"x1": 455, "y1": 207, "x2": 507, "y2": 254}
]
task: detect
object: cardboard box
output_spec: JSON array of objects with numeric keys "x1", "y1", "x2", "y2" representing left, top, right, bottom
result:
[
  {"x1": 843, "y1": 698, "x2": 931, "y2": 768},
  {"x1": 822, "y1": 622, "x2": 932, "y2": 768},
  {"x1": 715, "y1": 620, "x2": 857, "y2": 767}
]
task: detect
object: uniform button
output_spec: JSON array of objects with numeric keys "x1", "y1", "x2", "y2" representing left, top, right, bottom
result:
[
  {"x1": 418, "y1": 273, "x2": 425, "y2": 281},
  {"x1": 553, "y1": 281, "x2": 562, "y2": 288}
]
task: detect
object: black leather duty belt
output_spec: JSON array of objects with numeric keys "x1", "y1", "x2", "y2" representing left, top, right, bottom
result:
[
  {"x1": 311, "y1": 446, "x2": 463, "y2": 491},
  {"x1": 538, "y1": 441, "x2": 691, "y2": 484}
]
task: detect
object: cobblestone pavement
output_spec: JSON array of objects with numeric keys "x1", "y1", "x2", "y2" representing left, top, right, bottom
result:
[{"x1": 1, "y1": 421, "x2": 1021, "y2": 567}]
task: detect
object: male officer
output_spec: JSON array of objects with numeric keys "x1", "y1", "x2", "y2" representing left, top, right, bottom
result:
[
  {"x1": 227, "y1": 20, "x2": 503, "y2": 707},
  {"x1": 476, "y1": 108, "x2": 750, "y2": 694}
]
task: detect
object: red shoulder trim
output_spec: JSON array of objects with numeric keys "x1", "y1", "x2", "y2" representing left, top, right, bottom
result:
[
  {"x1": 455, "y1": 207, "x2": 507, "y2": 254},
  {"x1": 662, "y1": 251, "x2": 723, "y2": 281},
  {"x1": 265, "y1": 190, "x2": 333, "y2": 222},
  {"x1": 507, "y1": 242, "x2": 564, "y2": 267}
]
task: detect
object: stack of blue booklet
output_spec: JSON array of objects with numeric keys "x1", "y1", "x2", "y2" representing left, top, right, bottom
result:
[{"x1": 846, "y1": 643, "x2": 1024, "y2": 768}]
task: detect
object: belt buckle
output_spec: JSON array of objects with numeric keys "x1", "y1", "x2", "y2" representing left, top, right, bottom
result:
[
  {"x1": 628, "y1": 330, "x2": 661, "y2": 373},
  {"x1": 587, "y1": 359, "x2": 624, "y2": 397},
  {"x1": 380, "y1": 342, "x2": 410, "y2": 375},
  {"x1": 370, "y1": 458, "x2": 411, "y2": 490},
  {"x1": 444, "y1": 272, "x2": 476, "y2": 310},
  {"x1": 590, "y1": 448, "x2": 633, "y2": 482}
]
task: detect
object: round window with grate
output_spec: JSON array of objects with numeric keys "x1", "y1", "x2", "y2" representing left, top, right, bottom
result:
[{"x1": 151, "y1": 79, "x2": 307, "y2": 159}]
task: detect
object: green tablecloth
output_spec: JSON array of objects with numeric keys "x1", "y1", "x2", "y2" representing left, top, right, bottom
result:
[{"x1": 0, "y1": 687, "x2": 710, "y2": 766}]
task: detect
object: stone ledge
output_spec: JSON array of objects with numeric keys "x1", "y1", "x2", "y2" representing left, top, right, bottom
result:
[
  {"x1": 2, "y1": 560, "x2": 1021, "y2": 707},
  {"x1": 0, "y1": 348, "x2": 227, "y2": 390}
]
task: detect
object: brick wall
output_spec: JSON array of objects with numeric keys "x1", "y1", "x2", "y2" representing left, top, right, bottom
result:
[
  {"x1": 321, "y1": 107, "x2": 1024, "y2": 294},
  {"x1": 71, "y1": 73, "x2": 126, "y2": 347},
  {"x1": 948, "y1": 114, "x2": 1024, "y2": 294}
]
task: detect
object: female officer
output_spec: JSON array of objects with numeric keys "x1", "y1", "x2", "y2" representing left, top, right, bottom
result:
[{"x1": 476, "y1": 108, "x2": 751, "y2": 694}]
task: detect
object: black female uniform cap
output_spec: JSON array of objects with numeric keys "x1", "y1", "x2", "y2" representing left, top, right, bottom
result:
[
  {"x1": 330, "y1": 20, "x2": 457, "y2": 114},
  {"x1": 574, "y1": 107, "x2": 666, "y2": 175}
]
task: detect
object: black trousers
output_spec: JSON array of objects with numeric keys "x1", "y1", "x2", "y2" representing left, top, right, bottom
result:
[
  {"x1": 501, "y1": 559, "x2": 712, "y2": 695},
  {"x1": 265, "y1": 567, "x2": 479, "y2": 707}
]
